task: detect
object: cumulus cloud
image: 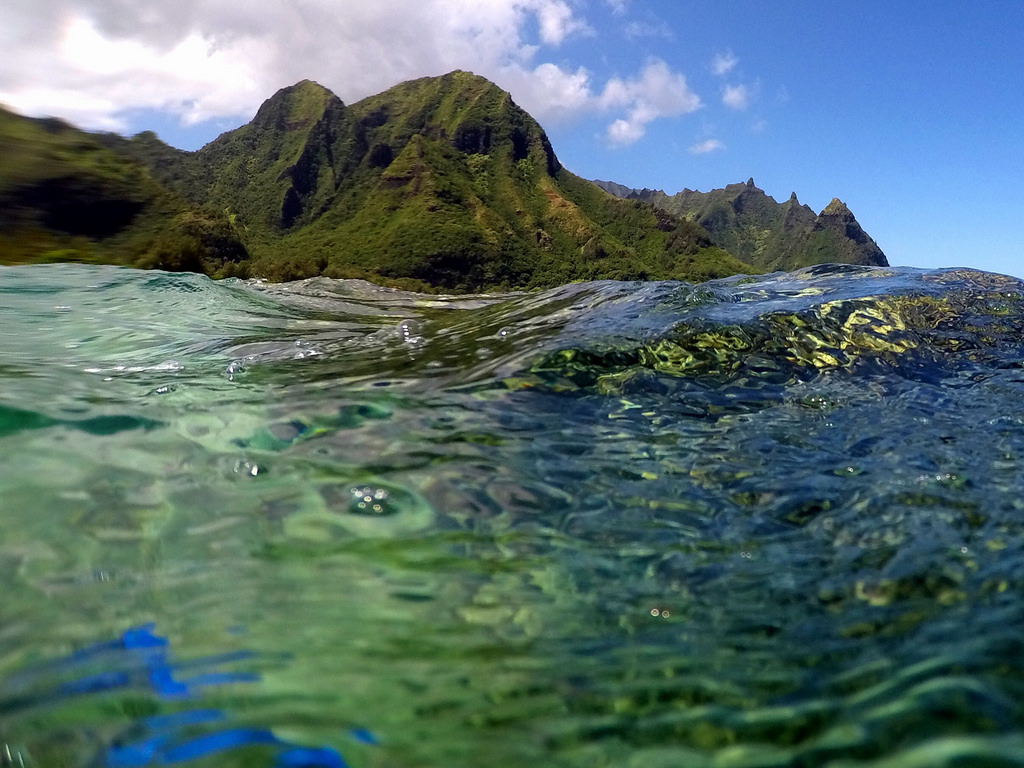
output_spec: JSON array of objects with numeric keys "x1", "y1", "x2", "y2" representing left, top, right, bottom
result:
[
  {"x1": 604, "y1": 118, "x2": 642, "y2": 146},
  {"x1": 0, "y1": 0, "x2": 597, "y2": 130},
  {"x1": 0, "y1": 0, "x2": 701, "y2": 150},
  {"x1": 532, "y1": 0, "x2": 591, "y2": 44},
  {"x1": 690, "y1": 138, "x2": 724, "y2": 154},
  {"x1": 497, "y1": 61, "x2": 595, "y2": 124},
  {"x1": 710, "y1": 51, "x2": 738, "y2": 77},
  {"x1": 722, "y1": 83, "x2": 750, "y2": 110},
  {"x1": 598, "y1": 59, "x2": 701, "y2": 146}
]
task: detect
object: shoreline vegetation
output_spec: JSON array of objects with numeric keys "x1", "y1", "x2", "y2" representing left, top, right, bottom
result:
[{"x1": 0, "y1": 71, "x2": 886, "y2": 294}]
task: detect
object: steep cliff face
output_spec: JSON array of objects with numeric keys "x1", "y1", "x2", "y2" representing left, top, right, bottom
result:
[
  {"x1": 814, "y1": 197, "x2": 886, "y2": 260},
  {"x1": 158, "y1": 79, "x2": 348, "y2": 233},
  {"x1": 136, "y1": 71, "x2": 753, "y2": 289},
  {"x1": 593, "y1": 177, "x2": 888, "y2": 271}
]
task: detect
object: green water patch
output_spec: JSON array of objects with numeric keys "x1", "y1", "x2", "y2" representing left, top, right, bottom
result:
[
  {"x1": 0, "y1": 403, "x2": 163, "y2": 438},
  {"x1": 3, "y1": 264, "x2": 1024, "y2": 766}
]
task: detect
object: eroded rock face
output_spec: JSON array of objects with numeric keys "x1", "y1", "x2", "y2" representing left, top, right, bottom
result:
[{"x1": 813, "y1": 197, "x2": 887, "y2": 265}]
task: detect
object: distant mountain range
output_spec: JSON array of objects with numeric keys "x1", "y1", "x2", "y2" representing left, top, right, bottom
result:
[
  {"x1": 592, "y1": 178, "x2": 887, "y2": 272},
  {"x1": 0, "y1": 71, "x2": 886, "y2": 291}
]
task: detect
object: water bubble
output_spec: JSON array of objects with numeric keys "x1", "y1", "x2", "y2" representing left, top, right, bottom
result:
[
  {"x1": 285, "y1": 479, "x2": 435, "y2": 540},
  {"x1": 349, "y1": 485, "x2": 394, "y2": 516},
  {"x1": 800, "y1": 393, "x2": 836, "y2": 410},
  {"x1": 232, "y1": 460, "x2": 260, "y2": 478},
  {"x1": 398, "y1": 319, "x2": 424, "y2": 346},
  {"x1": 225, "y1": 360, "x2": 246, "y2": 380},
  {"x1": 497, "y1": 326, "x2": 513, "y2": 340},
  {"x1": 293, "y1": 339, "x2": 321, "y2": 359}
]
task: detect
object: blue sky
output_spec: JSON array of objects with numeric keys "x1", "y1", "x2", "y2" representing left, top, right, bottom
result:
[{"x1": 3, "y1": 1, "x2": 1022, "y2": 277}]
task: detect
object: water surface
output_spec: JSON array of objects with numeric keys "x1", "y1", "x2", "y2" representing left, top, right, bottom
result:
[{"x1": 2, "y1": 263, "x2": 1024, "y2": 766}]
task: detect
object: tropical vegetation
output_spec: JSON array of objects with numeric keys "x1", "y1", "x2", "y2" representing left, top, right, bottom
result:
[{"x1": 0, "y1": 71, "x2": 884, "y2": 292}]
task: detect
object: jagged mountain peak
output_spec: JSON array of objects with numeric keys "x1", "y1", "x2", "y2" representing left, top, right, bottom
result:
[
  {"x1": 594, "y1": 178, "x2": 887, "y2": 270},
  {"x1": 348, "y1": 70, "x2": 558, "y2": 171},
  {"x1": 821, "y1": 197, "x2": 851, "y2": 216},
  {"x1": 251, "y1": 79, "x2": 340, "y2": 132}
]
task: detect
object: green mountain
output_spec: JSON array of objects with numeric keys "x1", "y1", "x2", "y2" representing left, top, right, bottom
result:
[
  {"x1": 593, "y1": 177, "x2": 888, "y2": 271},
  {"x1": 132, "y1": 72, "x2": 755, "y2": 290},
  {"x1": 0, "y1": 108, "x2": 248, "y2": 276},
  {"x1": 0, "y1": 73, "x2": 753, "y2": 290},
  {"x1": 1, "y1": 71, "x2": 883, "y2": 291}
]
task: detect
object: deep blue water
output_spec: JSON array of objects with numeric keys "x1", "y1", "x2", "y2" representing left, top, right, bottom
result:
[{"x1": 2, "y1": 262, "x2": 1024, "y2": 766}]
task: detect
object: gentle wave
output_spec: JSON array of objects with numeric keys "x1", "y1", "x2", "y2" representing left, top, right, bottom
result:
[{"x1": 2, "y1": 262, "x2": 1024, "y2": 767}]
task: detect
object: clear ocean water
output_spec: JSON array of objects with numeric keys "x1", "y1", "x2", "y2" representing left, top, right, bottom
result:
[{"x1": 3, "y1": 262, "x2": 1024, "y2": 767}]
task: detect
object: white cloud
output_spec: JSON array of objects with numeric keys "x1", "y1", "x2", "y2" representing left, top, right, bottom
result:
[
  {"x1": 690, "y1": 138, "x2": 724, "y2": 154},
  {"x1": 49, "y1": 16, "x2": 261, "y2": 127},
  {"x1": 533, "y1": 0, "x2": 591, "y2": 45},
  {"x1": 606, "y1": 118, "x2": 644, "y2": 146},
  {"x1": 624, "y1": 20, "x2": 673, "y2": 40},
  {"x1": 0, "y1": 0, "x2": 700, "y2": 150},
  {"x1": 722, "y1": 83, "x2": 750, "y2": 110},
  {"x1": 598, "y1": 59, "x2": 701, "y2": 146},
  {"x1": 0, "y1": 1, "x2": 601, "y2": 130},
  {"x1": 499, "y1": 62, "x2": 594, "y2": 122},
  {"x1": 710, "y1": 51, "x2": 738, "y2": 77}
]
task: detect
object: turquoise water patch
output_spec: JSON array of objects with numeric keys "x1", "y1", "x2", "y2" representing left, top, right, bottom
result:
[{"x1": 3, "y1": 263, "x2": 1024, "y2": 766}]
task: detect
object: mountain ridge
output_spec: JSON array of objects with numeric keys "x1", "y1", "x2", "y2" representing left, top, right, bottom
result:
[
  {"x1": 113, "y1": 70, "x2": 753, "y2": 289},
  {"x1": 1, "y1": 71, "x2": 884, "y2": 291},
  {"x1": 0, "y1": 106, "x2": 250, "y2": 276},
  {"x1": 592, "y1": 177, "x2": 887, "y2": 271}
]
